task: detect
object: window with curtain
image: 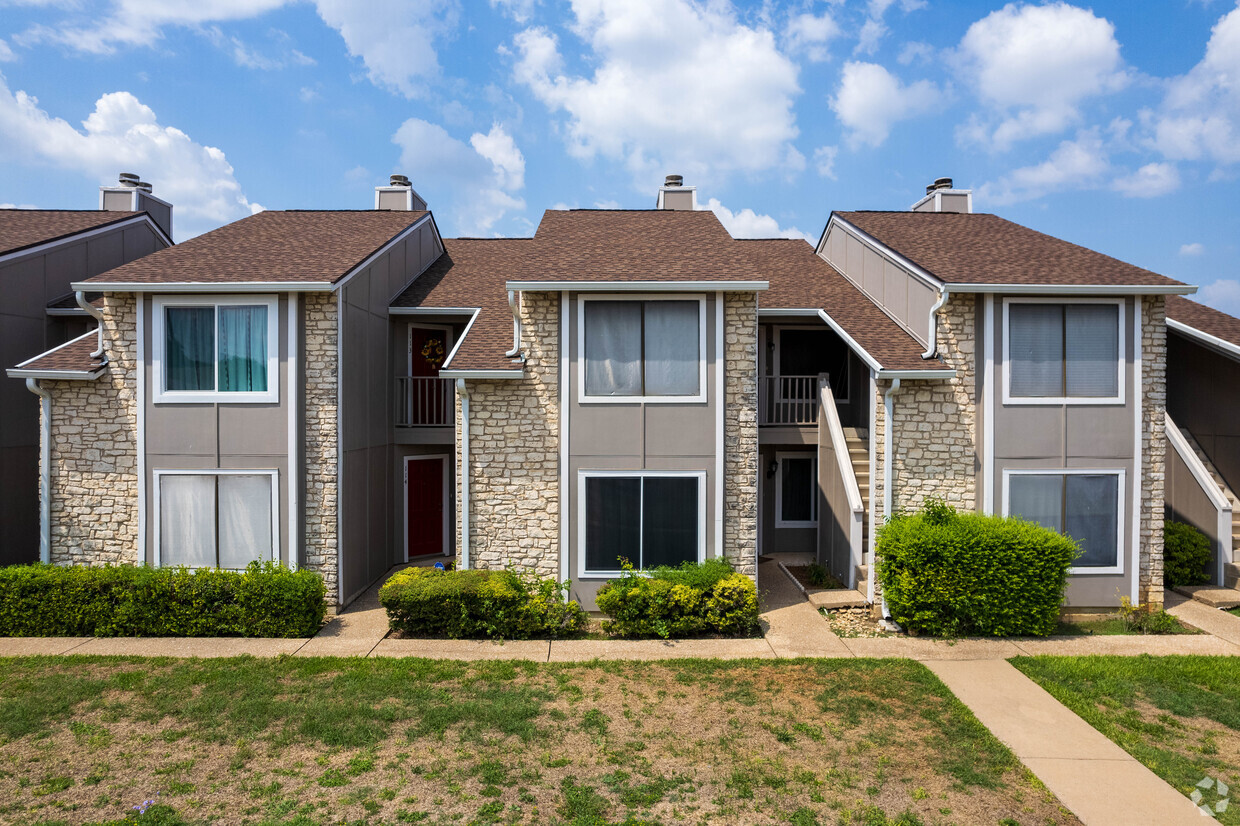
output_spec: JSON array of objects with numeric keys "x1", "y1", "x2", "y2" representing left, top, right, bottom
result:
[
  {"x1": 583, "y1": 474, "x2": 700, "y2": 572},
  {"x1": 1008, "y1": 303, "x2": 1119, "y2": 399},
  {"x1": 162, "y1": 301, "x2": 269, "y2": 395},
  {"x1": 583, "y1": 300, "x2": 700, "y2": 397},
  {"x1": 159, "y1": 473, "x2": 274, "y2": 568},
  {"x1": 777, "y1": 455, "x2": 817, "y2": 526},
  {"x1": 1008, "y1": 472, "x2": 1120, "y2": 568}
]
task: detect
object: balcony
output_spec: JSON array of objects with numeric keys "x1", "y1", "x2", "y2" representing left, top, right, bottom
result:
[
  {"x1": 395, "y1": 376, "x2": 454, "y2": 427},
  {"x1": 759, "y1": 375, "x2": 820, "y2": 426}
]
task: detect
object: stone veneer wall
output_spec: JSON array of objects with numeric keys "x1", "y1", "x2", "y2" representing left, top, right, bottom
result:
[
  {"x1": 303, "y1": 292, "x2": 339, "y2": 601},
  {"x1": 724, "y1": 292, "x2": 759, "y2": 577},
  {"x1": 44, "y1": 293, "x2": 140, "y2": 565},
  {"x1": 1140, "y1": 296, "x2": 1168, "y2": 607},
  {"x1": 455, "y1": 291, "x2": 560, "y2": 577}
]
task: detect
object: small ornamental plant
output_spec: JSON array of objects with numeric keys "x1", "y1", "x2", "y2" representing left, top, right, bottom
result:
[
  {"x1": 1164, "y1": 520, "x2": 1211, "y2": 588},
  {"x1": 595, "y1": 558, "x2": 760, "y2": 639},
  {"x1": 876, "y1": 499, "x2": 1077, "y2": 637}
]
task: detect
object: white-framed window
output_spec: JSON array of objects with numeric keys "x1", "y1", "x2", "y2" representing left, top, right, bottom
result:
[
  {"x1": 152, "y1": 295, "x2": 280, "y2": 404},
  {"x1": 775, "y1": 452, "x2": 818, "y2": 528},
  {"x1": 578, "y1": 470, "x2": 706, "y2": 577},
  {"x1": 1002, "y1": 298, "x2": 1124, "y2": 405},
  {"x1": 577, "y1": 294, "x2": 707, "y2": 403},
  {"x1": 153, "y1": 469, "x2": 280, "y2": 569},
  {"x1": 1002, "y1": 468, "x2": 1125, "y2": 574}
]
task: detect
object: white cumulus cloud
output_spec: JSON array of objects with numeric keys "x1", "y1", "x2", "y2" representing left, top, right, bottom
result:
[
  {"x1": 813, "y1": 145, "x2": 838, "y2": 179},
  {"x1": 1198, "y1": 279, "x2": 1240, "y2": 317},
  {"x1": 1111, "y1": 162, "x2": 1180, "y2": 198},
  {"x1": 512, "y1": 0, "x2": 802, "y2": 187},
  {"x1": 977, "y1": 129, "x2": 1110, "y2": 204},
  {"x1": 953, "y1": 2, "x2": 1127, "y2": 151},
  {"x1": 830, "y1": 61, "x2": 943, "y2": 149},
  {"x1": 784, "y1": 11, "x2": 840, "y2": 63},
  {"x1": 0, "y1": 76, "x2": 258, "y2": 238},
  {"x1": 393, "y1": 119, "x2": 526, "y2": 236},
  {"x1": 314, "y1": 0, "x2": 457, "y2": 98},
  {"x1": 1179, "y1": 242, "x2": 1205, "y2": 257},
  {"x1": 703, "y1": 198, "x2": 809, "y2": 241}
]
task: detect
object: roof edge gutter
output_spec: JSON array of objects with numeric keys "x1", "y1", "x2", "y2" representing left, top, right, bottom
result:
[
  {"x1": 940, "y1": 282, "x2": 1197, "y2": 295},
  {"x1": 921, "y1": 287, "x2": 949, "y2": 360},
  {"x1": 504, "y1": 280, "x2": 769, "y2": 292},
  {"x1": 505, "y1": 290, "x2": 522, "y2": 359}
]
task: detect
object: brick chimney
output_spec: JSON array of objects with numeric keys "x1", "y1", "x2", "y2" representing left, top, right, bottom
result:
[
  {"x1": 100, "y1": 172, "x2": 173, "y2": 239},
  {"x1": 656, "y1": 174, "x2": 697, "y2": 210},
  {"x1": 910, "y1": 177, "x2": 972, "y2": 214},
  {"x1": 375, "y1": 174, "x2": 428, "y2": 211}
]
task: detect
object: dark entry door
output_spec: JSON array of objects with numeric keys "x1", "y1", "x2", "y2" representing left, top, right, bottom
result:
[{"x1": 406, "y1": 456, "x2": 447, "y2": 558}]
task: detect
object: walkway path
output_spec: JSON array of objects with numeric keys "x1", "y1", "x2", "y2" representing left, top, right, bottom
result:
[{"x1": 928, "y1": 659, "x2": 1202, "y2": 825}]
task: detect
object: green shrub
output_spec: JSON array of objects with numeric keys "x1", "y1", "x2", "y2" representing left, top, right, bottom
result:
[
  {"x1": 0, "y1": 562, "x2": 325, "y2": 638},
  {"x1": 805, "y1": 563, "x2": 843, "y2": 589},
  {"x1": 1117, "y1": 597, "x2": 1184, "y2": 635},
  {"x1": 595, "y1": 560, "x2": 760, "y2": 639},
  {"x1": 378, "y1": 567, "x2": 587, "y2": 639},
  {"x1": 1164, "y1": 520, "x2": 1211, "y2": 588},
  {"x1": 876, "y1": 499, "x2": 1078, "y2": 637}
]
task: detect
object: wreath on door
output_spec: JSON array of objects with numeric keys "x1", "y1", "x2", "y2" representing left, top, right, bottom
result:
[{"x1": 421, "y1": 337, "x2": 446, "y2": 368}]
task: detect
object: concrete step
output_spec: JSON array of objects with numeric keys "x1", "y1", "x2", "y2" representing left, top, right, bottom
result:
[
  {"x1": 1226, "y1": 563, "x2": 1240, "y2": 589},
  {"x1": 1174, "y1": 584, "x2": 1240, "y2": 609},
  {"x1": 808, "y1": 589, "x2": 869, "y2": 609}
]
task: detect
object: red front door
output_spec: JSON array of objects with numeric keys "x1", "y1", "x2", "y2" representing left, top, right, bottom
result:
[{"x1": 406, "y1": 457, "x2": 446, "y2": 558}]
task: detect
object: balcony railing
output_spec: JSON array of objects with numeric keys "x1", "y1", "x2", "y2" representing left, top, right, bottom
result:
[
  {"x1": 759, "y1": 375, "x2": 821, "y2": 425},
  {"x1": 395, "y1": 376, "x2": 454, "y2": 427}
]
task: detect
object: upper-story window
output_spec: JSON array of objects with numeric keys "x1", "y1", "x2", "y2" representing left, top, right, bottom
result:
[
  {"x1": 579, "y1": 295, "x2": 706, "y2": 403},
  {"x1": 153, "y1": 295, "x2": 279, "y2": 404},
  {"x1": 1004, "y1": 300, "x2": 1123, "y2": 404}
]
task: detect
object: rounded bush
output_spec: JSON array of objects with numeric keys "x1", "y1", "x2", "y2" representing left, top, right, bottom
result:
[
  {"x1": 876, "y1": 499, "x2": 1077, "y2": 637},
  {"x1": 595, "y1": 560, "x2": 759, "y2": 638},
  {"x1": 378, "y1": 567, "x2": 587, "y2": 639},
  {"x1": 1164, "y1": 520, "x2": 1211, "y2": 588}
]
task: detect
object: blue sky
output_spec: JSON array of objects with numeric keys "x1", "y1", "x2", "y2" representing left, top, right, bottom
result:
[{"x1": 1, "y1": 0, "x2": 1238, "y2": 315}]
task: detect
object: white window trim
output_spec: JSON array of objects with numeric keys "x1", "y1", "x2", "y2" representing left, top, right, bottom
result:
[
  {"x1": 577, "y1": 469, "x2": 707, "y2": 578},
  {"x1": 576, "y1": 293, "x2": 708, "y2": 404},
  {"x1": 152, "y1": 468, "x2": 281, "y2": 569},
  {"x1": 772, "y1": 325, "x2": 850, "y2": 404},
  {"x1": 1001, "y1": 297, "x2": 1125, "y2": 406},
  {"x1": 774, "y1": 451, "x2": 818, "y2": 529},
  {"x1": 152, "y1": 294, "x2": 280, "y2": 404},
  {"x1": 1001, "y1": 467, "x2": 1126, "y2": 575}
]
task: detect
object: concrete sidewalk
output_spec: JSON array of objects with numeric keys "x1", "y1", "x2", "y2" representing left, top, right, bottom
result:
[{"x1": 928, "y1": 659, "x2": 1202, "y2": 826}]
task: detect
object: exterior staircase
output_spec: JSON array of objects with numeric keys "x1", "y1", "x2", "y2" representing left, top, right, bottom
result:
[
  {"x1": 1179, "y1": 431, "x2": 1240, "y2": 587},
  {"x1": 843, "y1": 427, "x2": 870, "y2": 596}
]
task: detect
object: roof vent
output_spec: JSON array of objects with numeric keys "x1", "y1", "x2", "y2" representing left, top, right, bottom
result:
[
  {"x1": 119, "y1": 172, "x2": 140, "y2": 187},
  {"x1": 656, "y1": 174, "x2": 695, "y2": 210},
  {"x1": 664, "y1": 174, "x2": 683, "y2": 187},
  {"x1": 390, "y1": 174, "x2": 411, "y2": 188},
  {"x1": 375, "y1": 173, "x2": 427, "y2": 211}
]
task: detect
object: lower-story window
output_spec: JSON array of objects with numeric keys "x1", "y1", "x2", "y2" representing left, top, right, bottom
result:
[
  {"x1": 1004, "y1": 470, "x2": 1123, "y2": 572},
  {"x1": 776, "y1": 452, "x2": 818, "y2": 528},
  {"x1": 156, "y1": 470, "x2": 278, "y2": 568},
  {"x1": 581, "y1": 471, "x2": 704, "y2": 575}
]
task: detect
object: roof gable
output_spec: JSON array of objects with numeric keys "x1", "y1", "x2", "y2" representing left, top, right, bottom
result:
[{"x1": 0, "y1": 210, "x2": 143, "y2": 257}]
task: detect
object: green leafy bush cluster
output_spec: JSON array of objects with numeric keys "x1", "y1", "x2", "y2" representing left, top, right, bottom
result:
[
  {"x1": 876, "y1": 499, "x2": 1077, "y2": 637},
  {"x1": 378, "y1": 567, "x2": 587, "y2": 639},
  {"x1": 1117, "y1": 597, "x2": 1184, "y2": 635},
  {"x1": 806, "y1": 562, "x2": 843, "y2": 589},
  {"x1": 595, "y1": 559, "x2": 760, "y2": 639},
  {"x1": 0, "y1": 562, "x2": 326, "y2": 638},
  {"x1": 1164, "y1": 520, "x2": 1211, "y2": 588}
]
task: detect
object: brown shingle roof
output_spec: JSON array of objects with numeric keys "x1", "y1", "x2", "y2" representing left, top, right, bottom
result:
[
  {"x1": 1167, "y1": 295, "x2": 1240, "y2": 353},
  {"x1": 743, "y1": 239, "x2": 944, "y2": 373},
  {"x1": 82, "y1": 210, "x2": 428, "y2": 286},
  {"x1": 0, "y1": 210, "x2": 141, "y2": 257},
  {"x1": 9, "y1": 329, "x2": 104, "y2": 376},
  {"x1": 510, "y1": 209, "x2": 764, "y2": 284},
  {"x1": 392, "y1": 239, "x2": 531, "y2": 371},
  {"x1": 836, "y1": 211, "x2": 1189, "y2": 290}
]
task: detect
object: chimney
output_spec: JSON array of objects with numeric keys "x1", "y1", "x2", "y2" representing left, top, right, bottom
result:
[
  {"x1": 375, "y1": 173, "x2": 428, "y2": 211},
  {"x1": 100, "y1": 172, "x2": 173, "y2": 240},
  {"x1": 911, "y1": 176, "x2": 972, "y2": 214},
  {"x1": 656, "y1": 174, "x2": 697, "y2": 211}
]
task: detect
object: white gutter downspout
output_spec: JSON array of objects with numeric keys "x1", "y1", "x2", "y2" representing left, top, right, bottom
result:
[
  {"x1": 75, "y1": 291, "x2": 107, "y2": 363},
  {"x1": 881, "y1": 378, "x2": 901, "y2": 624},
  {"x1": 921, "y1": 288, "x2": 949, "y2": 360},
  {"x1": 504, "y1": 290, "x2": 522, "y2": 358},
  {"x1": 26, "y1": 379, "x2": 51, "y2": 564},
  {"x1": 456, "y1": 379, "x2": 471, "y2": 569}
]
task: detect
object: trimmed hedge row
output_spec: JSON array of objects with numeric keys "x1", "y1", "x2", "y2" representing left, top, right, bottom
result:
[
  {"x1": 0, "y1": 562, "x2": 326, "y2": 638},
  {"x1": 379, "y1": 567, "x2": 588, "y2": 639},
  {"x1": 877, "y1": 500, "x2": 1077, "y2": 637},
  {"x1": 596, "y1": 559, "x2": 760, "y2": 639}
]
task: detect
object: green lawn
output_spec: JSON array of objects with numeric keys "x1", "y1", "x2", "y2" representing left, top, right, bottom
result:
[
  {"x1": 0, "y1": 656, "x2": 1076, "y2": 826},
  {"x1": 1012, "y1": 655, "x2": 1240, "y2": 823}
]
